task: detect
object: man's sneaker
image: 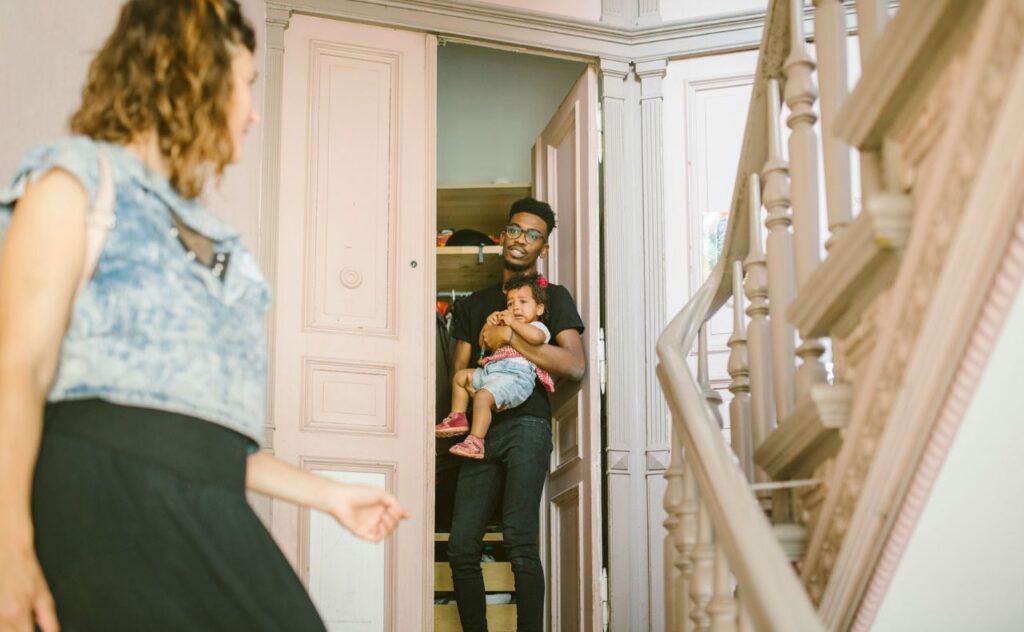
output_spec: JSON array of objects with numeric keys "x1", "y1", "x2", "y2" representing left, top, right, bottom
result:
[
  {"x1": 435, "y1": 412, "x2": 469, "y2": 437},
  {"x1": 449, "y1": 435, "x2": 485, "y2": 460}
]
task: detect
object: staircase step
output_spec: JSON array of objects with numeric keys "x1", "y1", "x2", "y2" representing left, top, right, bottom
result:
[
  {"x1": 434, "y1": 604, "x2": 516, "y2": 631},
  {"x1": 434, "y1": 532, "x2": 503, "y2": 542},
  {"x1": 434, "y1": 561, "x2": 514, "y2": 592}
]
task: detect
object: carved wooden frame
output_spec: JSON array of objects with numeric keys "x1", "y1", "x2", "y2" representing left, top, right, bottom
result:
[
  {"x1": 299, "y1": 356, "x2": 398, "y2": 436},
  {"x1": 300, "y1": 38, "x2": 402, "y2": 338},
  {"x1": 801, "y1": 3, "x2": 1024, "y2": 627}
]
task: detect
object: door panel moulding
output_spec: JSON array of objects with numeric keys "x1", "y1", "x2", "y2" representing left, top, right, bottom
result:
[{"x1": 268, "y1": 0, "x2": 865, "y2": 63}]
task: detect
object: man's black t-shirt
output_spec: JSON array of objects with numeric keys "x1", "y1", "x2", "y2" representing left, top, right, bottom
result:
[{"x1": 450, "y1": 282, "x2": 585, "y2": 423}]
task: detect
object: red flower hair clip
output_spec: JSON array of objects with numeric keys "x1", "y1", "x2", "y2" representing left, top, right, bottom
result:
[{"x1": 537, "y1": 274, "x2": 549, "y2": 288}]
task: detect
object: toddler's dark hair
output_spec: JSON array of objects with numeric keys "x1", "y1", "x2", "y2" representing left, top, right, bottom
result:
[{"x1": 503, "y1": 273, "x2": 549, "y2": 310}]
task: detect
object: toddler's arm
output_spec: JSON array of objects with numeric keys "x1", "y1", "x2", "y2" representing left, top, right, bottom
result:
[{"x1": 508, "y1": 320, "x2": 547, "y2": 346}]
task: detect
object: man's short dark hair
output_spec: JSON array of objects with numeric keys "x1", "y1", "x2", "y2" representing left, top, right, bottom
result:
[{"x1": 508, "y1": 198, "x2": 557, "y2": 237}]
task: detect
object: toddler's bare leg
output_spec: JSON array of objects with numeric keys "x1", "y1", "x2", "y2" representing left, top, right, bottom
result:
[
  {"x1": 469, "y1": 389, "x2": 496, "y2": 439},
  {"x1": 450, "y1": 369, "x2": 476, "y2": 413}
]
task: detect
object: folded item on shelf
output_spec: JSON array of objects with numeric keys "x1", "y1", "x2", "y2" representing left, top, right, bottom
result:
[{"x1": 446, "y1": 229, "x2": 495, "y2": 246}]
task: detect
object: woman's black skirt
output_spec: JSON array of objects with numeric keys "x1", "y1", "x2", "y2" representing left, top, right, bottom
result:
[{"x1": 31, "y1": 398, "x2": 326, "y2": 632}]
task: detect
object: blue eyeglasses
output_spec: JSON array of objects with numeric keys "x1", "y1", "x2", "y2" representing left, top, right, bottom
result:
[{"x1": 504, "y1": 225, "x2": 545, "y2": 243}]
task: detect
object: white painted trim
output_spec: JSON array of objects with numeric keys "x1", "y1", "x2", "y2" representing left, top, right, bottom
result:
[
  {"x1": 421, "y1": 33, "x2": 439, "y2": 632},
  {"x1": 269, "y1": 0, "x2": 863, "y2": 64},
  {"x1": 601, "y1": 58, "x2": 657, "y2": 632},
  {"x1": 257, "y1": 6, "x2": 292, "y2": 454}
]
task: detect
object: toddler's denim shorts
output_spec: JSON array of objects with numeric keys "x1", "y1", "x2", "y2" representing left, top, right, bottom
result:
[{"x1": 472, "y1": 358, "x2": 537, "y2": 410}]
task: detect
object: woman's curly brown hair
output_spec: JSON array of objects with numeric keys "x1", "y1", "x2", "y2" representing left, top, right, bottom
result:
[{"x1": 70, "y1": 0, "x2": 255, "y2": 199}]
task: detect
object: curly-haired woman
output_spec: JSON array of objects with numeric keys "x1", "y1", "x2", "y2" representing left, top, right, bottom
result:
[{"x1": 0, "y1": 2, "x2": 406, "y2": 630}]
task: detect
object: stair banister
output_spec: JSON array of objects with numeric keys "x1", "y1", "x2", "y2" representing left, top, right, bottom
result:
[
  {"x1": 656, "y1": 0, "x2": 825, "y2": 628},
  {"x1": 657, "y1": 267, "x2": 822, "y2": 629}
]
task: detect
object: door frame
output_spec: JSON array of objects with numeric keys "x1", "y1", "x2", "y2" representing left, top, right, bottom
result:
[{"x1": 258, "y1": 11, "x2": 604, "y2": 630}]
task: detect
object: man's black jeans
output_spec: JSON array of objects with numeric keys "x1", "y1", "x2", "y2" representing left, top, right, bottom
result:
[{"x1": 445, "y1": 414, "x2": 552, "y2": 632}]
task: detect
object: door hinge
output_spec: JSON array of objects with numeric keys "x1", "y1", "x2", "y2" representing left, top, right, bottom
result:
[
  {"x1": 598, "y1": 327, "x2": 607, "y2": 395},
  {"x1": 600, "y1": 567, "x2": 610, "y2": 631}
]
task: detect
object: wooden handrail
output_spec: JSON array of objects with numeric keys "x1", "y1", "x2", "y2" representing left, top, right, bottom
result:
[{"x1": 657, "y1": 280, "x2": 822, "y2": 629}]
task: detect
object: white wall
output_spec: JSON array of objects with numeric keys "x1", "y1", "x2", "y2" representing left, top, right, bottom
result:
[
  {"x1": 872, "y1": 288, "x2": 1024, "y2": 631},
  {"x1": 437, "y1": 43, "x2": 585, "y2": 185},
  {"x1": 663, "y1": 49, "x2": 758, "y2": 347},
  {"x1": 0, "y1": 1, "x2": 121, "y2": 178},
  {"x1": 0, "y1": 0, "x2": 267, "y2": 250},
  {"x1": 660, "y1": 0, "x2": 767, "y2": 23}
]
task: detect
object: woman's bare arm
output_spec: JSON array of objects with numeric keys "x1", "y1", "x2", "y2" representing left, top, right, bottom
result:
[
  {"x1": 0, "y1": 169, "x2": 88, "y2": 632},
  {"x1": 246, "y1": 452, "x2": 408, "y2": 542}
]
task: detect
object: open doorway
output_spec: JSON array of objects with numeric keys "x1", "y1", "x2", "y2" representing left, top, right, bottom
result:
[
  {"x1": 270, "y1": 16, "x2": 601, "y2": 629},
  {"x1": 432, "y1": 42, "x2": 602, "y2": 631}
]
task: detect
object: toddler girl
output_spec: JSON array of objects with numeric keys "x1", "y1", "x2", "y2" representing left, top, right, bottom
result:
[{"x1": 435, "y1": 274, "x2": 555, "y2": 458}]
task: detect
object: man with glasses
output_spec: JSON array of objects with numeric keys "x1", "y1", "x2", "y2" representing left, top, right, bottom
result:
[{"x1": 444, "y1": 197, "x2": 586, "y2": 632}]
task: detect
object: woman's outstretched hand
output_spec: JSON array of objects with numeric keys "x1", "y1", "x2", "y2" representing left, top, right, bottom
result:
[
  {"x1": 245, "y1": 452, "x2": 409, "y2": 543},
  {"x1": 0, "y1": 519, "x2": 60, "y2": 632},
  {"x1": 325, "y1": 485, "x2": 409, "y2": 542}
]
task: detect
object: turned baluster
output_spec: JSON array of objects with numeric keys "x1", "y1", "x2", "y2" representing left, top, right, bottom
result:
[
  {"x1": 855, "y1": 0, "x2": 890, "y2": 59},
  {"x1": 663, "y1": 429, "x2": 684, "y2": 631},
  {"x1": 707, "y1": 537, "x2": 738, "y2": 632},
  {"x1": 727, "y1": 260, "x2": 753, "y2": 481},
  {"x1": 698, "y1": 325, "x2": 724, "y2": 429},
  {"x1": 785, "y1": 0, "x2": 829, "y2": 400},
  {"x1": 855, "y1": 0, "x2": 891, "y2": 207},
  {"x1": 677, "y1": 448, "x2": 700, "y2": 632},
  {"x1": 761, "y1": 79, "x2": 797, "y2": 420},
  {"x1": 814, "y1": 0, "x2": 853, "y2": 250},
  {"x1": 743, "y1": 174, "x2": 776, "y2": 474},
  {"x1": 688, "y1": 486, "x2": 714, "y2": 631}
]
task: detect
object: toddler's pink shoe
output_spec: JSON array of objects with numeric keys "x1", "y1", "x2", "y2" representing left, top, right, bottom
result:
[
  {"x1": 435, "y1": 412, "x2": 469, "y2": 438},
  {"x1": 449, "y1": 435, "x2": 485, "y2": 460}
]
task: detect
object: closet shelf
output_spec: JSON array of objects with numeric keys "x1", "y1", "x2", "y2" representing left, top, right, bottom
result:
[
  {"x1": 437, "y1": 245, "x2": 502, "y2": 256},
  {"x1": 436, "y1": 245, "x2": 504, "y2": 293},
  {"x1": 437, "y1": 184, "x2": 531, "y2": 236}
]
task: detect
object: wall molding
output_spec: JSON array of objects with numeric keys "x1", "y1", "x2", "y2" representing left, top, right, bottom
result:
[
  {"x1": 600, "y1": 58, "x2": 657, "y2": 632},
  {"x1": 257, "y1": 6, "x2": 292, "y2": 454},
  {"x1": 268, "y1": 0, "x2": 862, "y2": 64}
]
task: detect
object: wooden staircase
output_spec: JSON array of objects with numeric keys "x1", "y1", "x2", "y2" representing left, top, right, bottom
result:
[
  {"x1": 433, "y1": 532, "x2": 517, "y2": 631},
  {"x1": 656, "y1": 0, "x2": 1024, "y2": 628}
]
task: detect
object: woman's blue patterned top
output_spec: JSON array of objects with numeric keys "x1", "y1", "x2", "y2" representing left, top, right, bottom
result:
[{"x1": 0, "y1": 137, "x2": 271, "y2": 445}]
